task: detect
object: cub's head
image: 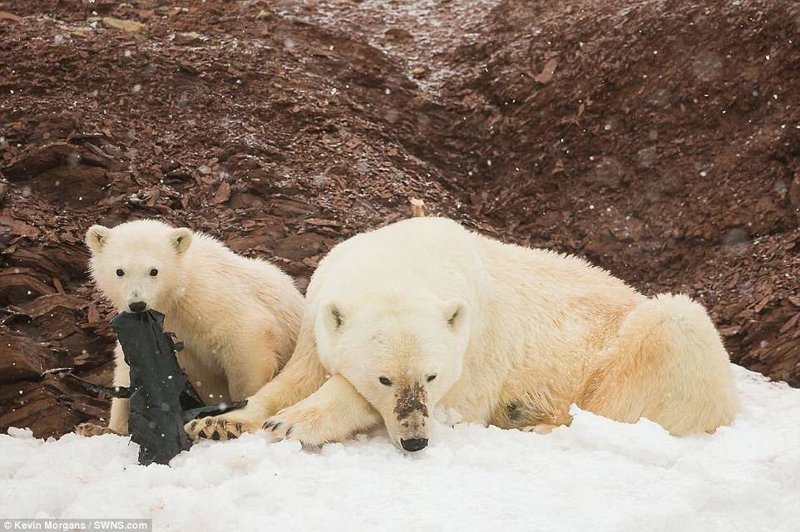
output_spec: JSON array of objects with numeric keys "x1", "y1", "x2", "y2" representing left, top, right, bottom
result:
[
  {"x1": 316, "y1": 297, "x2": 470, "y2": 452},
  {"x1": 86, "y1": 220, "x2": 193, "y2": 314}
]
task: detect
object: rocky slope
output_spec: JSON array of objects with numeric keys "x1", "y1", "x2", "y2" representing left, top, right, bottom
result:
[{"x1": 0, "y1": 0, "x2": 797, "y2": 437}]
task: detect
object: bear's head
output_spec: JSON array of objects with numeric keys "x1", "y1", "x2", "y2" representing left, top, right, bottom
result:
[
  {"x1": 86, "y1": 220, "x2": 193, "y2": 314},
  {"x1": 316, "y1": 296, "x2": 470, "y2": 452}
]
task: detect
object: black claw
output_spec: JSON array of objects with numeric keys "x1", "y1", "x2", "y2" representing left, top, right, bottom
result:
[
  {"x1": 284, "y1": 426, "x2": 293, "y2": 438},
  {"x1": 227, "y1": 431, "x2": 237, "y2": 440},
  {"x1": 236, "y1": 422, "x2": 243, "y2": 433},
  {"x1": 263, "y1": 420, "x2": 276, "y2": 430},
  {"x1": 211, "y1": 430, "x2": 221, "y2": 441}
]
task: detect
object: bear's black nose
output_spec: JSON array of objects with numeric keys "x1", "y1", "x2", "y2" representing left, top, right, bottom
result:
[
  {"x1": 400, "y1": 438, "x2": 428, "y2": 452},
  {"x1": 128, "y1": 301, "x2": 147, "y2": 313}
]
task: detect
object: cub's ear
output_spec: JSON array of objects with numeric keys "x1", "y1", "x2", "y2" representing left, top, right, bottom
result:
[
  {"x1": 442, "y1": 299, "x2": 468, "y2": 332},
  {"x1": 324, "y1": 302, "x2": 347, "y2": 333},
  {"x1": 85, "y1": 225, "x2": 111, "y2": 254},
  {"x1": 170, "y1": 228, "x2": 193, "y2": 254}
]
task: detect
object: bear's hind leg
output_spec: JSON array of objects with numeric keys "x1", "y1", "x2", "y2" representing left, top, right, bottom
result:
[
  {"x1": 582, "y1": 294, "x2": 738, "y2": 435},
  {"x1": 222, "y1": 325, "x2": 283, "y2": 402},
  {"x1": 491, "y1": 388, "x2": 572, "y2": 434},
  {"x1": 177, "y1": 347, "x2": 232, "y2": 404}
]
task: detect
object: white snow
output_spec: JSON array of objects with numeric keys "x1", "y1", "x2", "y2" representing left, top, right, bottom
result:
[{"x1": 1, "y1": 366, "x2": 798, "y2": 531}]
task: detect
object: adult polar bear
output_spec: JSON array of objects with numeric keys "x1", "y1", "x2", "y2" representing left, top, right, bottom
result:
[{"x1": 187, "y1": 217, "x2": 738, "y2": 451}]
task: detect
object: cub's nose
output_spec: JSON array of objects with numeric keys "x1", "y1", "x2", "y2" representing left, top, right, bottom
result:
[
  {"x1": 400, "y1": 438, "x2": 428, "y2": 452},
  {"x1": 128, "y1": 301, "x2": 147, "y2": 313}
]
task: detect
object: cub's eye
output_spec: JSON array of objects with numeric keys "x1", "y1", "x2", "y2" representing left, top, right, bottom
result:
[
  {"x1": 379, "y1": 376, "x2": 392, "y2": 386},
  {"x1": 115, "y1": 269, "x2": 125, "y2": 277},
  {"x1": 427, "y1": 374, "x2": 437, "y2": 383},
  {"x1": 149, "y1": 268, "x2": 159, "y2": 277}
]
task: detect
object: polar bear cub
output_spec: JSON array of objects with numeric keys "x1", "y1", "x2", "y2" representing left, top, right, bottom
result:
[
  {"x1": 76, "y1": 219, "x2": 304, "y2": 436},
  {"x1": 187, "y1": 217, "x2": 738, "y2": 450}
]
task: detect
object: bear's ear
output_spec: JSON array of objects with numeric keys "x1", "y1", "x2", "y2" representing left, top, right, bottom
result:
[
  {"x1": 442, "y1": 299, "x2": 468, "y2": 333},
  {"x1": 86, "y1": 225, "x2": 111, "y2": 253},
  {"x1": 170, "y1": 228, "x2": 193, "y2": 254},
  {"x1": 324, "y1": 303, "x2": 347, "y2": 333}
]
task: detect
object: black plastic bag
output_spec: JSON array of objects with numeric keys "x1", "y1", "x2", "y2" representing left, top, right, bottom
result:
[{"x1": 111, "y1": 310, "x2": 244, "y2": 465}]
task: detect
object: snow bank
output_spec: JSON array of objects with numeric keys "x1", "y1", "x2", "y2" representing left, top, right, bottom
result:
[{"x1": 1, "y1": 366, "x2": 798, "y2": 531}]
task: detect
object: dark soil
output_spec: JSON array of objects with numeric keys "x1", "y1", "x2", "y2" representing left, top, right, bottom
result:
[{"x1": 1, "y1": 0, "x2": 798, "y2": 438}]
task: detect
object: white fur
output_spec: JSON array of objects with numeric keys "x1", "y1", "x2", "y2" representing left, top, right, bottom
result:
[
  {"x1": 79, "y1": 219, "x2": 304, "y2": 436},
  {"x1": 187, "y1": 217, "x2": 738, "y2": 448}
]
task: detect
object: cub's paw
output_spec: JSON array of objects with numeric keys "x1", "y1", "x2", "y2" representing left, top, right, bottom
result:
[
  {"x1": 262, "y1": 405, "x2": 328, "y2": 447},
  {"x1": 185, "y1": 416, "x2": 256, "y2": 441},
  {"x1": 75, "y1": 423, "x2": 117, "y2": 437}
]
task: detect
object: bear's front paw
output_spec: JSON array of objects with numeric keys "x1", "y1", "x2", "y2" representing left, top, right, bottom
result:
[
  {"x1": 75, "y1": 423, "x2": 118, "y2": 437},
  {"x1": 262, "y1": 405, "x2": 329, "y2": 447},
  {"x1": 185, "y1": 416, "x2": 255, "y2": 441}
]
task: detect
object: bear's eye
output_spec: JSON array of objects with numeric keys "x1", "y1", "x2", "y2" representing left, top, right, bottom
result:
[
  {"x1": 379, "y1": 376, "x2": 392, "y2": 386},
  {"x1": 116, "y1": 269, "x2": 125, "y2": 277},
  {"x1": 149, "y1": 268, "x2": 159, "y2": 277},
  {"x1": 427, "y1": 374, "x2": 437, "y2": 383}
]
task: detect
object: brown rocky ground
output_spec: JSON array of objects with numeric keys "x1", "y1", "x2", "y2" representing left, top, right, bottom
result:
[{"x1": 0, "y1": 0, "x2": 798, "y2": 438}]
